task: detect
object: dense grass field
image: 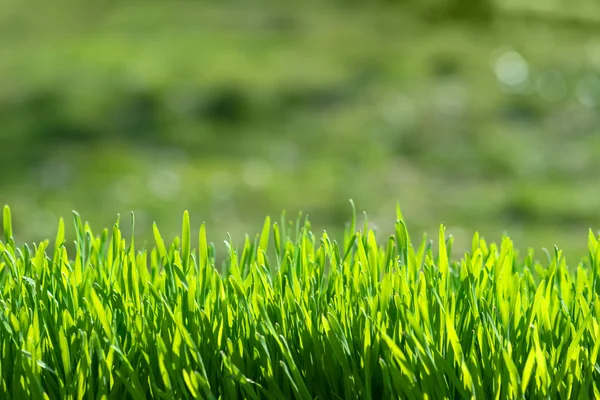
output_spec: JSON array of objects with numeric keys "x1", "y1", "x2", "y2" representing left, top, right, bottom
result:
[
  {"x1": 3, "y1": 1, "x2": 600, "y2": 261},
  {"x1": 2, "y1": 204, "x2": 600, "y2": 399}
]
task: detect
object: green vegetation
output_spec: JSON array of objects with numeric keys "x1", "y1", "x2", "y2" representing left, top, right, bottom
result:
[
  {"x1": 3, "y1": 1, "x2": 600, "y2": 260},
  {"x1": 2, "y1": 204, "x2": 600, "y2": 399}
]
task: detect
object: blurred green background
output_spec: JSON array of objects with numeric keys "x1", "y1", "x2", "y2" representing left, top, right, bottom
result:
[{"x1": 2, "y1": 0, "x2": 600, "y2": 261}]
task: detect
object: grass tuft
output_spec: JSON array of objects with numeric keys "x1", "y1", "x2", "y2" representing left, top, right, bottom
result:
[{"x1": 0, "y1": 204, "x2": 599, "y2": 399}]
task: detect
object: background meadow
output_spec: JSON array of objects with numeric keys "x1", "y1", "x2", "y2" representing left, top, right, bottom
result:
[{"x1": 2, "y1": 0, "x2": 600, "y2": 260}]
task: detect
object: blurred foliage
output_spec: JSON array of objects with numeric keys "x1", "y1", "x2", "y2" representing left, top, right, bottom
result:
[{"x1": 2, "y1": 0, "x2": 600, "y2": 261}]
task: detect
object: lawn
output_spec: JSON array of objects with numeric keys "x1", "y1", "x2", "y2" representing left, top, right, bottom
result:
[
  {"x1": 2, "y1": 204, "x2": 600, "y2": 398},
  {"x1": 1, "y1": 1, "x2": 600, "y2": 261},
  {"x1": 3, "y1": 2, "x2": 600, "y2": 397}
]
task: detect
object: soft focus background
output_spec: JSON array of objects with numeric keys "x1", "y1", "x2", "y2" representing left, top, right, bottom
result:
[{"x1": 2, "y1": 0, "x2": 600, "y2": 261}]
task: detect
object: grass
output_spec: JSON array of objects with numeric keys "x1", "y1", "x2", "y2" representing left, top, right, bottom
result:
[
  {"x1": 3, "y1": 2, "x2": 600, "y2": 261},
  {"x1": 2, "y1": 202, "x2": 600, "y2": 399}
]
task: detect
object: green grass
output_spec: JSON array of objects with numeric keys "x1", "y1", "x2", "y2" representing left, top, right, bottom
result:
[
  {"x1": 3, "y1": 2, "x2": 600, "y2": 261},
  {"x1": 2, "y1": 203, "x2": 600, "y2": 399}
]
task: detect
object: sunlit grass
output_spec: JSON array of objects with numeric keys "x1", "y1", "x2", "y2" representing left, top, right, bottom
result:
[{"x1": 1, "y1": 202, "x2": 599, "y2": 399}]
